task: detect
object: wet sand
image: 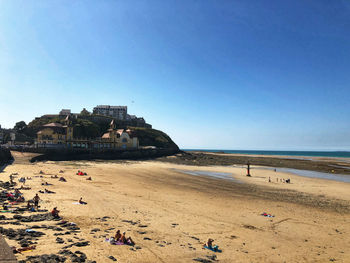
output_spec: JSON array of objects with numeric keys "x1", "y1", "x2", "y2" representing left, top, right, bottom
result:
[
  {"x1": 157, "y1": 151, "x2": 350, "y2": 175},
  {"x1": 1, "y1": 152, "x2": 350, "y2": 262}
]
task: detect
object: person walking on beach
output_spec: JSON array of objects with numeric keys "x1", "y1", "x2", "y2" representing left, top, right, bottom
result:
[{"x1": 33, "y1": 194, "x2": 40, "y2": 209}]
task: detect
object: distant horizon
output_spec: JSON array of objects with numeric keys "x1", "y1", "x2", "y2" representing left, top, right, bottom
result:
[{"x1": 182, "y1": 148, "x2": 350, "y2": 153}]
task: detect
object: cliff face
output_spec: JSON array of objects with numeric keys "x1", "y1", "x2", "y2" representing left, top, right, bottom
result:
[
  {"x1": 0, "y1": 148, "x2": 13, "y2": 165},
  {"x1": 131, "y1": 127, "x2": 179, "y2": 150}
]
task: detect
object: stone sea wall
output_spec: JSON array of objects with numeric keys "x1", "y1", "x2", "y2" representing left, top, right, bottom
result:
[{"x1": 29, "y1": 147, "x2": 180, "y2": 162}]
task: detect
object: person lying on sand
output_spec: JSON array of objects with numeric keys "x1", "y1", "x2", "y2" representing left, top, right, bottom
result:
[
  {"x1": 19, "y1": 185, "x2": 31, "y2": 190},
  {"x1": 41, "y1": 182, "x2": 53, "y2": 186},
  {"x1": 2, "y1": 202, "x2": 9, "y2": 210},
  {"x1": 16, "y1": 196, "x2": 25, "y2": 202},
  {"x1": 119, "y1": 232, "x2": 135, "y2": 245},
  {"x1": 15, "y1": 245, "x2": 36, "y2": 253},
  {"x1": 14, "y1": 189, "x2": 21, "y2": 198},
  {"x1": 59, "y1": 177, "x2": 67, "y2": 182},
  {"x1": 86, "y1": 177, "x2": 92, "y2": 180},
  {"x1": 79, "y1": 197, "x2": 87, "y2": 205},
  {"x1": 51, "y1": 207, "x2": 60, "y2": 218},
  {"x1": 44, "y1": 189, "x2": 55, "y2": 194},
  {"x1": 27, "y1": 201, "x2": 32, "y2": 209}
]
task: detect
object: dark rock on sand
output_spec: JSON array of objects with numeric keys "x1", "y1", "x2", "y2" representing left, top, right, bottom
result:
[
  {"x1": 193, "y1": 258, "x2": 213, "y2": 263},
  {"x1": 108, "y1": 255, "x2": 117, "y2": 261},
  {"x1": 56, "y1": 237, "x2": 65, "y2": 244},
  {"x1": 19, "y1": 254, "x2": 67, "y2": 262}
]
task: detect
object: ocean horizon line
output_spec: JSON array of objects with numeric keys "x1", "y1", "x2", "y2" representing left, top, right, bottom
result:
[{"x1": 181, "y1": 149, "x2": 350, "y2": 158}]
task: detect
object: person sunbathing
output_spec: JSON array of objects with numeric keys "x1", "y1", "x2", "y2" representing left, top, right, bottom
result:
[
  {"x1": 45, "y1": 189, "x2": 55, "y2": 194},
  {"x1": 16, "y1": 245, "x2": 36, "y2": 252},
  {"x1": 33, "y1": 194, "x2": 40, "y2": 209},
  {"x1": 14, "y1": 189, "x2": 21, "y2": 198},
  {"x1": 114, "y1": 230, "x2": 121, "y2": 241},
  {"x1": 118, "y1": 232, "x2": 135, "y2": 245},
  {"x1": 205, "y1": 238, "x2": 214, "y2": 248},
  {"x1": 204, "y1": 238, "x2": 220, "y2": 252},
  {"x1": 2, "y1": 203, "x2": 8, "y2": 210},
  {"x1": 119, "y1": 232, "x2": 126, "y2": 243},
  {"x1": 16, "y1": 196, "x2": 25, "y2": 202},
  {"x1": 42, "y1": 182, "x2": 53, "y2": 186},
  {"x1": 126, "y1": 236, "x2": 135, "y2": 245},
  {"x1": 51, "y1": 207, "x2": 60, "y2": 218},
  {"x1": 86, "y1": 177, "x2": 92, "y2": 180},
  {"x1": 79, "y1": 197, "x2": 87, "y2": 204},
  {"x1": 59, "y1": 177, "x2": 67, "y2": 182}
]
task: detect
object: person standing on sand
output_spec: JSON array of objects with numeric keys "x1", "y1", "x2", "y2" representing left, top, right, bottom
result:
[
  {"x1": 246, "y1": 162, "x2": 251, "y2": 177},
  {"x1": 33, "y1": 194, "x2": 40, "y2": 209}
]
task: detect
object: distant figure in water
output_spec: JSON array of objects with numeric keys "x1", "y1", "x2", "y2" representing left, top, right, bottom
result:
[
  {"x1": 274, "y1": 168, "x2": 277, "y2": 172},
  {"x1": 246, "y1": 162, "x2": 251, "y2": 177}
]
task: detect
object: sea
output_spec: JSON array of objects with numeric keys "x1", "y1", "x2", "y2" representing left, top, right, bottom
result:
[{"x1": 182, "y1": 149, "x2": 350, "y2": 158}]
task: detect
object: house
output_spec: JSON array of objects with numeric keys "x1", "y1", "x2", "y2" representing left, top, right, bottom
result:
[
  {"x1": 98, "y1": 120, "x2": 138, "y2": 149},
  {"x1": 36, "y1": 115, "x2": 74, "y2": 147},
  {"x1": 93, "y1": 105, "x2": 128, "y2": 120},
  {"x1": 36, "y1": 117, "x2": 138, "y2": 150}
]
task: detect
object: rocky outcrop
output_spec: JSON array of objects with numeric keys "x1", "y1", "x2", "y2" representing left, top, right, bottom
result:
[{"x1": 0, "y1": 148, "x2": 13, "y2": 166}]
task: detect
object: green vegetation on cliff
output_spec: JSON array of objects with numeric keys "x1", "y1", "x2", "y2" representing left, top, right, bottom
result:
[{"x1": 131, "y1": 127, "x2": 178, "y2": 149}]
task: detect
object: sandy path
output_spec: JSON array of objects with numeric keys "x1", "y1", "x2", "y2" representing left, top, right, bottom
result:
[{"x1": 1, "y1": 152, "x2": 349, "y2": 262}]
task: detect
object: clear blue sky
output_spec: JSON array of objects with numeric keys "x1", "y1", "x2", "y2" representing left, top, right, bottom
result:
[{"x1": 1, "y1": 0, "x2": 349, "y2": 150}]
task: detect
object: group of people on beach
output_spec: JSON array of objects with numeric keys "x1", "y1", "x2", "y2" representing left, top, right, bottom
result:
[
  {"x1": 113, "y1": 230, "x2": 135, "y2": 245},
  {"x1": 268, "y1": 177, "x2": 291, "y2": 183}
]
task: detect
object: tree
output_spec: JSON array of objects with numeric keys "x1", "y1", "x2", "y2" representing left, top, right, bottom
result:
[
  {"x1": 14, "y1": 121, "x2": 27, "y2": 132},
  {"x1": 80, "y1": 108, "x2": 91, "y2": 116}
]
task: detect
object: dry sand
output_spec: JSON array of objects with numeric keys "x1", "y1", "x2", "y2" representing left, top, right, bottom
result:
[{"x1": 1, "y1": 151, "x2": 350, "y2": 263}]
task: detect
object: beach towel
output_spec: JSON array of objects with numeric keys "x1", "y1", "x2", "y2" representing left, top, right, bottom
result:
[
  {"x1": 261, "y1": 212, "x2": 275, "y2": 218},
  {"x1": 204, "y1": 245, "x2": 222, "y2": 253},
  {"x1": 72, "y1": 202, "x2": 86, "y2": 205},
  {"x1": 105, "y1": 238, "x2": 125, "y2": 245}
]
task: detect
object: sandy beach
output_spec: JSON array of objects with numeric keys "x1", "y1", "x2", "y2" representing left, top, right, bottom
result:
[{"x1": 1, "y1": 151, "x2": 350, "y2": 262}]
